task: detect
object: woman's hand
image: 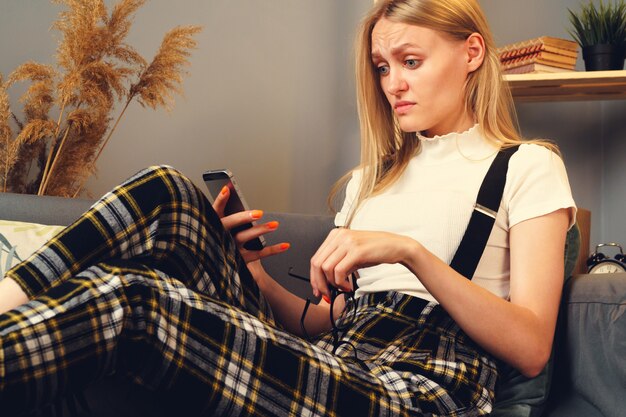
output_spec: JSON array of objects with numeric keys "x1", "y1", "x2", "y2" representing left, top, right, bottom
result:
[
  {"x1": 212, "y1": 185, "x2": 289, "y2": 264},
  {"x1": 212, "y1": 185, "x2": 332, "y2": 336},
  {"x1": 309, "y1": 228, "x2": 418, "y2": 298}
]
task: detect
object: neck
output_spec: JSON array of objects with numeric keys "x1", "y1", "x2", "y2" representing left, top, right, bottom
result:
[{"x1": 423, "y1": 111, "x2": 475, "y2": 138}]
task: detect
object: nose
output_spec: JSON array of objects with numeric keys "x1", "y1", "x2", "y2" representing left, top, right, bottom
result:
[{"x1": 386, "y1": 69, "x2": 408, "y2": 96}]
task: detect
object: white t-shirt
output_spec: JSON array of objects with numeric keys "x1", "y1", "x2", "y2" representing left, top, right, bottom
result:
[{"x1": 335, "y1": 125, "x2": 577, "y2": 302}]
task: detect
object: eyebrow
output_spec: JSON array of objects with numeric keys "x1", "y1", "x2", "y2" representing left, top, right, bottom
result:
[{"x1": 371, "y1": 42, "x2": 423, "y2": 61}]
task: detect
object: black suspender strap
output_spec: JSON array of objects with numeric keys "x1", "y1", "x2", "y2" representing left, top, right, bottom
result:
[{"x1": 449, "y1": 145, "x2": 520, "y2": 280}]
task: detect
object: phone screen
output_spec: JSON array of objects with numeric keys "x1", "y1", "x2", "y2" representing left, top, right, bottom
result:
[{"x1": 203, "y1": 169, "x2": 265, "y2": 251}]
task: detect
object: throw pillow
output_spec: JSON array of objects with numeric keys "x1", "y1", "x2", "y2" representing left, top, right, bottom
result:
[{"x1": 0, "y1": 220, "x2": 65, "y2": 279}]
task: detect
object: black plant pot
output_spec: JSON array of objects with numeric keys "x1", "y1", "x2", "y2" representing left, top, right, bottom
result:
[{"x1": 582, "y1": 44, "x2": 626, "y2": 71}]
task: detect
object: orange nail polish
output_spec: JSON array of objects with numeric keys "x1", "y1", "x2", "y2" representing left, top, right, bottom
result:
[
  {"x1": 251, "y1": 210, "x2": 263, "y2": 219},
  {"x1": 266, "y1": 221, "x2": 279, "y2": 230},
  {"x1": 220, "y1": 186, "x2": 229, "y2": 196},
  {"x1": 279, "y1": 242, "x2": 290, "y2": 250},
  {"x1": 322, "y1": 294, "x2": 331, "y2": 304}
]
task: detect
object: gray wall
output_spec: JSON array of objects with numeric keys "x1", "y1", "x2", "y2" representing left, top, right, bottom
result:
[
  {"x1": 0, "y1": 0, "x2": 367, "y2": 215},
  {"x1": 2, "y1": 0, "x2": 624, "y2": 250}
]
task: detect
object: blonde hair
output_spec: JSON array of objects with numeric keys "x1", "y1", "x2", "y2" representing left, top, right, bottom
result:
[{"x1": 330, "y1": 0, "x2": 558, "y2": 224}]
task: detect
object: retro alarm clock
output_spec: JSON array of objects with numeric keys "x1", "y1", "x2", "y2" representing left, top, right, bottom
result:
[{"x1": 586, "y1": 243, "x2": 626, "y2": 273}]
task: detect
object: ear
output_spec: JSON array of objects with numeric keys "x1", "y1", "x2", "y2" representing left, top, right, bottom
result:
[{"x1": 465, "y1": 33, "x2": 485, "y2": 73}]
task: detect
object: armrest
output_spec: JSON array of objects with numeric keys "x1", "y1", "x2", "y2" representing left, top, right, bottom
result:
[{"x1": 548, "y1": 273, "x2": 626, "y2": 417}]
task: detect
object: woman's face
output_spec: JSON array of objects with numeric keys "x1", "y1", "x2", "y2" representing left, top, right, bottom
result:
[{"x1": 371, "y1": 18, "x2": 477, "y2": 137}]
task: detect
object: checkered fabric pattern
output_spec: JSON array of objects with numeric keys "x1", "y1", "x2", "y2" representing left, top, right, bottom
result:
[
  {"x1": 315, "y1": 292, "x2": 498, "y2": 415},
  {"x1": 1, "y1": 165, "x2": 497, "y2": 416}
]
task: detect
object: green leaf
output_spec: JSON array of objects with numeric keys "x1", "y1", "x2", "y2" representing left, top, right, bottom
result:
[
  {"x1": 0, "y1": 233, "x2": 14, "y2": 255},
  {"x1": 4, "y1": 245, "x2": 18, "y2": 273},
  {"x1": 0, "y1": 233, "x2": 23, "y2": 278},
  {"x1": 567, "y1": 0, "x2": 626, "y2": 46}
]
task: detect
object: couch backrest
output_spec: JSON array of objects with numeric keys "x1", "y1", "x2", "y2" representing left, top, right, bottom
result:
[
  {"x1": 263, "y1": 212, "x2": 334, "y2": 301},
  {"x1": 0, "y1": 192, "x2": 334, "y2": 302},
  {"x1": 0, "y1": 192, "x2": 94, "y2": 226}
]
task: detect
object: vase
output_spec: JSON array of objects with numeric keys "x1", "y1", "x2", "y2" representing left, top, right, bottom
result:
[{"x1": 582, "y1": 44, "x2": 626, "y2": 71}]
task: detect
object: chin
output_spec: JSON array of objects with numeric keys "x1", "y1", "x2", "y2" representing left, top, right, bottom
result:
[
  {"x1": 398, "y1": 123, "x2": 424, "y2": 134},
  {"x1": 396, "y1": 121, "x2": 418, "y2": 133},
  {"x1": 396, "y1": 117, "x2": 430, "y2": 135}
]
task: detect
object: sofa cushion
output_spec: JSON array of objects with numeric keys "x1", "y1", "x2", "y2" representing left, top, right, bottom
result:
[{"x1": 0, "y1": 219, "x2": 65, "y2": 279}]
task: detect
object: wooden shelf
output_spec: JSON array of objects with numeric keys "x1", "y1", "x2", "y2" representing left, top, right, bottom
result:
[{"x1": 505, "y1": 70, "x2": 626, "y2": 102}]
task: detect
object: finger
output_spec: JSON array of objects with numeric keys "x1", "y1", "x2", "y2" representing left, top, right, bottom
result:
[
  {"x1": 241, "y1": 242, "x2": 290, "y2": 263},
  {"x1": 310, "y1": 255, "x2": 330, "y2": 299},
  {"x1": 323, "y1": 247, "x2": 352, "y2": 291},
  {"x1": 221, "y1": 209, "x2": 264, "y2": 231},
  {"x1": 310, "y1": 229, "x2": 342, "y2": 298},
  {"x1": 232, "y1": 220, "x2": 279, "y2": 247},
  {"x1": 309, "y1": 231, "x2": 334, "y2": 297},
  {"x1": 212, "y1": 185, "x2": 229, "y2": 217},
  {"x1": 310, "y1": 228, "x2": 340, "y2": 269},
  {"x1": 333, "y1": 256, "x2": 357, "y2": 292},
  {"x1": 315, "y1": 229, "x2": 353, "y2": 289}
]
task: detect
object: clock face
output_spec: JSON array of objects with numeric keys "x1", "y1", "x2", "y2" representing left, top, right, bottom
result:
[{"x1": 589, "y1": 260, "x2": 626, "y2": 274}]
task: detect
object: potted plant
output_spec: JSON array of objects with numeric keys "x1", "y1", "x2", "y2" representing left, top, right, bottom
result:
[{"x1": 568, "y1": 0, "x2": 626, "y2": 71}]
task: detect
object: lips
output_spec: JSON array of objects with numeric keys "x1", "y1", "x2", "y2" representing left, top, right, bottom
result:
[{"x1": 394, "y1": 101, "x2": 415, "y2": 114}]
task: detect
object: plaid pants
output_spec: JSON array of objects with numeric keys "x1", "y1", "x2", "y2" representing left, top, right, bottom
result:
[{"x1": 1, "y1": 165, "x2": 497, "y2": 416}]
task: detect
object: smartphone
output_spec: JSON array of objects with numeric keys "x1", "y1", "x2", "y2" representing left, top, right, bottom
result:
[{"x1": 203, "y1": 169, "x2": 265, "y2": 251}]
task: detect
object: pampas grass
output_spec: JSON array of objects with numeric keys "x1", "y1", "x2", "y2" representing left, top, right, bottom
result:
[
  {"x1": 0, "y1": 75, "x2": 17, "y2": 192},
  {"x1": 0, "y1": 0, "x2": 201, "y2": 197}
]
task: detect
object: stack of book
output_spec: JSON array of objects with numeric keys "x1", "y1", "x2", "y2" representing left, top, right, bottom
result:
[{"x1": 498, "y1": 36, "x2": 579, "y2": 74}]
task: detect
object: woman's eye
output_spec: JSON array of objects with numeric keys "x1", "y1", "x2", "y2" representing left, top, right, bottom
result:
[
  {"x1": 377, "y1": 65, "x2": 390, "y2": 75},
  {"x1": 405, "y1": 59, "x2": 420, "y2": 69}
]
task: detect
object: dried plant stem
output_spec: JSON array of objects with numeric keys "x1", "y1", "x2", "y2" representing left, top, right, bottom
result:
[
  {"x1": 11, "y1": 113, "x2": 23, "y2": 131},
  {"x1": 54, "y1": 100, "x2": 67, "y2": 138},
  {"x1": 38, "y1": 123, "x2": 71, "y2": 195},
  {"x1": 2, "y1": 132, "x2": 12, "y2": 193},
  {"x1": 37, "y1": 138, "x2": 58, "y2": 194},
  {"x1": 38, "y1": 99, "x2": 68, "y2": 195},
  {"x1": 3, "y1": 144, "x2": 9, "y2": 193},
  {"x1": 94, "y1": 99, "x2": 132, "y2": 168},
  {"x1": 71, "y1": 97, "x2": 132, "y2": 198}
]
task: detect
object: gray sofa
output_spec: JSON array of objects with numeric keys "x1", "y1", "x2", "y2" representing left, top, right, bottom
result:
[{"x1": 1, "y1": 192, "x2": 624, "y2": 417}]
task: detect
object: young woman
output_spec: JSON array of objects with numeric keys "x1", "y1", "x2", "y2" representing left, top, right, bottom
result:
[{"x1": 0, "y1": 0, "x2": 575, "y2": 416}]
